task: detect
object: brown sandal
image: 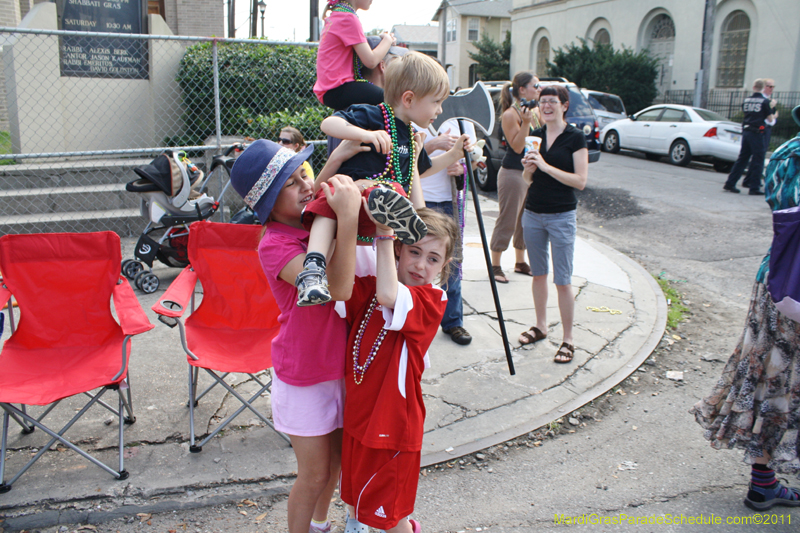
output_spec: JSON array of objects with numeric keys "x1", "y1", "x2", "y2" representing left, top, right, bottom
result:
[
  {"x1": 554, "y1": 342, "x2": 575, "y2": 364},
  {"x1": 514, "y1": 262, "x2": 533, "y2": 276},
  {"x1": 519, "y1": 326, "x2": 547, "y2": 345},
  {"x1": 492, "y1": 265, "x2": 509, "y2": 284}
]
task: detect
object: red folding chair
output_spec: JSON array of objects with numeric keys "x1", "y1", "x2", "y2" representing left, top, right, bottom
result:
[
  {"x1": 152, "y1": 221, "x2": 289, "y2": 452},
  {"x1": 0, "y1": 232, "x2": 153, "y2": 493}
]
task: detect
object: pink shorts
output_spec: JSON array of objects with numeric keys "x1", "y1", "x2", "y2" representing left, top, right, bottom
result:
[{"x1": 271, "y1": 373, "x2": 345, "y2": 437}]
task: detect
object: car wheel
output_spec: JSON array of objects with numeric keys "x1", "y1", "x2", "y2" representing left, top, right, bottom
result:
[
  {"x1": 669, "y1": 139, "x2": 691, "y2": 166},
  {"x1": 713, "y1": 160, "x2": 733, "y2": 173},
  {"x1": 476, "y1": 149, "x2": 497, "y2": 191},
  {"x1": 645, "y1": 153, "x2": 661, "y2": 161},
  {"x1": 604, "y1": 130, "x2": 620, "y2": 153}
]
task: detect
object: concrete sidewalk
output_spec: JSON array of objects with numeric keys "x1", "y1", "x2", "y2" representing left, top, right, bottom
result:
[{"x1": 0, "y1": 194, "x2": 666, "y2": 525}]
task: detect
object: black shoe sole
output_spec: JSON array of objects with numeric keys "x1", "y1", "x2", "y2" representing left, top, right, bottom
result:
[
  {"x1": 368, "y1": 188, "x2": 427, "y2": 245},
  {"x1": 723, "y1": 187, "x2": 740, "y2": 193}
]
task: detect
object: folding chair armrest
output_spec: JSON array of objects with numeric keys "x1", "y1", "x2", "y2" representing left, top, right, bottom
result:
[
  {"x1": 0, "y1": 282, "x2": 11, "y2": 309},
  {"x1": 112, "y1": 277, "x2": 155, "y2": 335},
  {"x1": 151, "y1": 266, "x2": 198, "y2": 318}
]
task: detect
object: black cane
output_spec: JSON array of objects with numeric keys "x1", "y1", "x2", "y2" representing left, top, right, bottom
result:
[{"x1": 458, "y1": 119, "x2": 515, "y2": 375}]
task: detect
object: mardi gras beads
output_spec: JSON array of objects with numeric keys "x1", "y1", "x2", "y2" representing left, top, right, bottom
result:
[{"x1": 352, "y1": 296, "x2": 387, "y2": 385}]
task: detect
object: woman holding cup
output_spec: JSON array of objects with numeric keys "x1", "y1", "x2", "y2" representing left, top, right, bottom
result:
[
  {"x1": 489, "y1": 71, "x2": 541, "y2": 283},
  {"x1": 518, "y1": 85, "x2": 588, "y2": 364}
]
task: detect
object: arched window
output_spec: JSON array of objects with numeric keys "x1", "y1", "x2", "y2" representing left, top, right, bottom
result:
[
  {"x1": 537, "y1": 37, "x2": 550, "y2": 77},
  {"x1": 717, "y1": 11, "x2": 750, "y2": 88},
  {"x1": 594, "y1": 28, "x2": 610, "y2": 46},
  {"x1": 645, "y1": 14, "x2": 675, "y2": 96},
  {"x1": 468, "y1": 64, "x2": 478, "y2": 86}
]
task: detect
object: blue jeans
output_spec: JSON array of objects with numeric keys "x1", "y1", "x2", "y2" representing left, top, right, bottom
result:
[{"x1": 426, "y1": 200, "x2": 463, "y2": 330}]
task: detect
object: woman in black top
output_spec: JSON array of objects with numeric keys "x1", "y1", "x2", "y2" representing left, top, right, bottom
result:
[
  {"x1": 518, "y1": 85, "x2": 588, "y2": 364},
  {"x1": 488, "y1": 71, "x2": 541, "y2": 283}
]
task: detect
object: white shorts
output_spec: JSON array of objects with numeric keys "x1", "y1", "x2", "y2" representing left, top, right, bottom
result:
[{"x1": 271, "y1": 373, "x2": 345, "y2": 437}]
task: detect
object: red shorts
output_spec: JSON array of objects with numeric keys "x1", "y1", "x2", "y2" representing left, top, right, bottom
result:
[
  {"x1": 340, "y1": 431, "x2": 421, "y2": 530},
  {"x1": 301, "y1": 182, "x2": 407, "y2": 242}
]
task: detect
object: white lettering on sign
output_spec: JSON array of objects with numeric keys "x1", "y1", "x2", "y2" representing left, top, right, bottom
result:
[{"x1": 743, "y1": 99, "x2": 763, "y2": 113}]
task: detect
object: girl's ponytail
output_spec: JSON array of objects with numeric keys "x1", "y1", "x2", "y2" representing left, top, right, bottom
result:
[{"x1": 500, "y1": 82, "x2": 513, "y2": 112}]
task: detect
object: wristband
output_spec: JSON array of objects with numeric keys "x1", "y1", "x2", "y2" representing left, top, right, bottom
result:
[{"x1": 372, "y1": 234, "x2": 397, "y2": 249}]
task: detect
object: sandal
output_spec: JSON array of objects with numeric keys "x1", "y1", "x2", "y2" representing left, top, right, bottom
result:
[
  {"x1": 519, "y1": 326, "x2": 547, "y2": 345},
  {"x1": 514, "y1": 262, "x2": 533, "y2": 276},
  {"x1": 554, "y1": 342, "x2": 575, "y2": 364},
  {"x1": 492, "y1": 265, "x2": 509, "y2": 284}
]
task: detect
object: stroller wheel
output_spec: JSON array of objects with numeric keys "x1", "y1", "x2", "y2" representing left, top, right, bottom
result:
[
  {"x1": 122, "y1": 260, "x2": 143, "y2": 280},
  {"x1": 136, "y1": 272, "x2": 160, "y2": 294}
]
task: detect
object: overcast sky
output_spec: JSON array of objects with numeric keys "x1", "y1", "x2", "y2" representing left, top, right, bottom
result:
[{"x1": 230, "y1": 0, "x2": 440, "y2": 41}]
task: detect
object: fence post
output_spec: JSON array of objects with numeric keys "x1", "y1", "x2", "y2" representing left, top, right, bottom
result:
[
  {"x1": 729, "y1": 91, "x2": 735, "y2": 119},
  {"x1": 212, "y1": 39, "x2": 222, "y2": 152},
  {"x1": 211, "y1": 39, "x2": 226, "y2": 220}
]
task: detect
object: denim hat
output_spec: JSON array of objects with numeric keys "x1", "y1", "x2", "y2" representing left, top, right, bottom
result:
[
  {"x1": 365, "y1": 35, "x2": 408, "y2": 58},
  {"x1": 230, "y1": 140, "x2": 313, "y2": 223}
]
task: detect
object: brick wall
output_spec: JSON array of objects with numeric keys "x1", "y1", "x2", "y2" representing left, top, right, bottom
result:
[
  {"x1": 176, "y1": 0, "x2": 223, "y2": 37},
  {"x1": 154, "y1": 0, "x2": 223, "y2": 37}
]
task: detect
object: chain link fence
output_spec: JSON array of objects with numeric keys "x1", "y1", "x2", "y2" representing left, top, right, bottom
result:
[
  {"x1": 0, "y1": 27, "x2": 330, "y2": 237},
  {"x1": 662, "y1": 89, "x2": 800, "y2": 150}
]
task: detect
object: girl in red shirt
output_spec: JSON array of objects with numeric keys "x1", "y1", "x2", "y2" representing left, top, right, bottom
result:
[{"x1": 336, "y1": 207, "x2": 459, "y2": 533}]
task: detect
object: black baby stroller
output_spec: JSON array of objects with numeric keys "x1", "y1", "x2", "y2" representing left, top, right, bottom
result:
[{"x1": 122, "y1": 147, "x2": 240, "y2": 293}]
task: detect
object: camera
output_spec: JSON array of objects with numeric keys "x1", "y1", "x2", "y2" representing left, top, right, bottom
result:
[{"x1": 519, "y1": 98, "x2": 538, "y2": 109}]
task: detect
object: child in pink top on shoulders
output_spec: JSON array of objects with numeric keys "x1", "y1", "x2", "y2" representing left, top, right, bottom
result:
[{"x1": 314, "y1": 0, "x2": 396, "y2": 111}]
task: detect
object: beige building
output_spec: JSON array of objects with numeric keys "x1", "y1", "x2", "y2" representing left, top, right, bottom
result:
[
  {"x1": 433, "y1": 0, "x2": 512, "y2": 89},
  {"x1": 391, "y1": 24, "x2": 438, "y2": 58},
  {"x1": 510, "y1": 0, "x2": 800, "y2": 95}
]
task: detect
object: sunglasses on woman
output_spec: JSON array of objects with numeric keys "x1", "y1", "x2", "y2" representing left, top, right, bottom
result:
[{"x1": 278, "y1": 138, "x2": 294, "y2": 145}]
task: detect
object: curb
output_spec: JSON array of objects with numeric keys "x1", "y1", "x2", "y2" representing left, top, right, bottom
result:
[{"x1": 421, "y1": 239, "x2": 667, "y2": 467}]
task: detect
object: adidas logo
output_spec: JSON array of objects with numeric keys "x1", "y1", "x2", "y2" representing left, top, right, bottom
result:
[{"x1": 374, "y1": 506, "x2": 387, "y2": 518}]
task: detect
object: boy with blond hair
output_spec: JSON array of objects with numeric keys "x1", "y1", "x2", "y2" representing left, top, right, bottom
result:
[{"x1": 294, "y1": 51, "x2": 468, "y2": 306}]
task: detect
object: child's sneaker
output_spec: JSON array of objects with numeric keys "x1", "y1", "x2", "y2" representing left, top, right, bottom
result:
[
  {"x1": 309, "y1": 520, "x2": 333, "y2": 533},
  {"x1": 295, "y1": 262, "x2": 331, "y2": 306},
  {"x1": 745, "y1": 481, "x2": 800, "y2": 511},
  {"x1": 367, "y1": 186, "x2": 427, "y2": 245},
  {"x1": 343, "y1": 511, "x2": 369, "y2": 533}
]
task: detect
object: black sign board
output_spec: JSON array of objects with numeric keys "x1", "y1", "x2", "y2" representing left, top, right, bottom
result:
[{"x1": 58, "y1": 0, "x2": 149, "y2": 80}]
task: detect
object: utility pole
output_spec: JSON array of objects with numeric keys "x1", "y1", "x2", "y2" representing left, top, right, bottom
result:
[
  {"x1": 250, "y1": 0, "x2": 258, "y2": 39},
  {"x1": 227, "y1": 0, "x2": 235, "y2": 38},
  {"x1": 699, "y1": 0, "x2": 715, "y2": 108},
  {"x1": 310, "y1": 0, "x2": 320, "y2": 41},
  {"x1": 440, "y1": 1, "x2": 447, "y2": 73}
]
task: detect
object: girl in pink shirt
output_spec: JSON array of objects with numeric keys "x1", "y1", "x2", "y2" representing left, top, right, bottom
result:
[
  {"x1": 314, "y1": 0, "x2": 396, "y2": 111},
  {"x1": 230, "y1": 139, "x2": 362, "y2": 533}
]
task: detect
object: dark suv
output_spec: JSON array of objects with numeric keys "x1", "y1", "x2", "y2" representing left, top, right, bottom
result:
[{"x1": 459, "y1": 78, "x2": 601, "y2": 191}]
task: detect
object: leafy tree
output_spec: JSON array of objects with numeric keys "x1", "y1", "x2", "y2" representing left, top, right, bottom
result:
[
  {"x1": 467, "y1": 31, "x2": 510, "y2": 82},
  {"x1": 175, "y1": 42, "x2": 323, "y2": 146},
  {"x1": 548, "y1": 39, "x2": 659, "y2": 113}
]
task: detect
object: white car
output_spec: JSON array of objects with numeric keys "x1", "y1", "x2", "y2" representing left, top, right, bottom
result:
[{"x1": 599, "y1": 104, "x2": 742, "y2": 172}]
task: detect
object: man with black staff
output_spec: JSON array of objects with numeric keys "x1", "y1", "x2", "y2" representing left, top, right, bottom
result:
[{"x1": 724, "y1": 78, "x2": 776, "y2": 195}]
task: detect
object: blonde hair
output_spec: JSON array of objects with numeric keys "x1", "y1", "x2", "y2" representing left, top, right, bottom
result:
[
  {"x1": 406, "y1": 207, "x2": 460, "y2": 285},
  {"x1": 384, "y1": 52, "x2": 449, "y2": 107},
  {"x1": 280, "y1": 126, "x2": 306, "y2": 152}
]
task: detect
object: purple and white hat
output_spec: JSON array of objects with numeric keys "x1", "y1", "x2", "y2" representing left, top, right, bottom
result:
[{"x1": 230, "y1": 139, "x2": 314, "y2": 222}]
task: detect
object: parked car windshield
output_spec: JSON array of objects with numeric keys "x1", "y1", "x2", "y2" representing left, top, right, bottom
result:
[
  {"x1": 565, "y1": 88, "x2": 594, "y2": 118},
  {"x1": 692, "y1": 108, "x2": 730, "y2": 122},
  {"x1": 587, "y1": 93, "x2": 625, "y2": 114}
]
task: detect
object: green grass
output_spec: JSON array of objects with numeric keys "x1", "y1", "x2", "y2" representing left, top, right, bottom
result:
[
  {"x1": 0, "y1": 131, "x2": 14, "y2": 165},
  {"x1": 655, "y1": 274, "x2": 689, "y2": 329}
]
